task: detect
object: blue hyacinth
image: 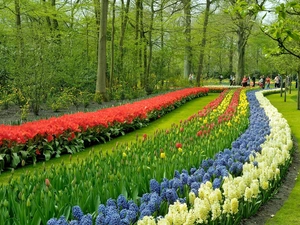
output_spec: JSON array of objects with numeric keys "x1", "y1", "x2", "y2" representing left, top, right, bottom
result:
[
  {"x1": 150, "y1": 179, "x2": 161, "y2": 194},
  {"x1": 72, "y1": 206, "x2": 84, "y2": 222},
  {"x1": 117, "y1": 195, "x2": 128, "y2": 210},
  {"x1": 79, "y1": 214, "x2": 92, "y2": 225}
]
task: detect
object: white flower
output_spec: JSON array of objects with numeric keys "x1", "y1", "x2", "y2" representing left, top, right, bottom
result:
[{"x1": 137, "y1": 216, "x2": 157, "y2": 225}]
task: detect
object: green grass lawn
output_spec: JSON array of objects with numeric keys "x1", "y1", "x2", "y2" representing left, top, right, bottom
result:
[
  {"x1": 0, "y1": 93, "x2": 220, "y2": 185},
  {"x1": 265, "y1": 89, "x2": 300, "y2": 225}
]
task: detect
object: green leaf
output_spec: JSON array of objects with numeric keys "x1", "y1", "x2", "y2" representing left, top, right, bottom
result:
[
  {"x1": 63, "y1": 205, "x2": 71, "y2": 220},
  {"x1": 30, "y1": 210, "x2": 41, "y2": 225},
  {"x1": 0, "y1": 154, "x2": 4, "y2": 172},
  {"x1": 19, "y1": 151, "x2": 28, "y2": 159},
  {"x1": 43, "y1": 150, "x2": 51, "y2": 161},
  {"x1": 11, "y1": 153, "x2": 20, "y2": 168},
  {"x1": 288, "y1": 32, "x2": 300, "y2": 41},
  {"x1": 121, "y1": 182, "x2": 128, "y2": 198},
  {"x1": 65, "y1": 146, "x2": 73, "y2": 154}
]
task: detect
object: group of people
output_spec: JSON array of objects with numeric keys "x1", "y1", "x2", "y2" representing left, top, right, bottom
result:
[
  {"x1": 187, "y1": 73, "x2": 296, "y2": 89},
  {"x1": 241, "y1": 75, "x2": 272, "y2": 89}
]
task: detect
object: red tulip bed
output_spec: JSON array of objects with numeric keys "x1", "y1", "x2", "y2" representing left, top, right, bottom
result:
[
  {"x1": 0, "y1": 88, "x2": 209, "y2": 172},
  {"x1": 0, "y1": 87, "x2": 292, "y2": 225}
]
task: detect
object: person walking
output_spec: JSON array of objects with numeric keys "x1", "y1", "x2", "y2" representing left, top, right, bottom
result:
[
  {"x1": 266, "y1": 76, "x2": 271, "y2": 89},
  {"x1": 241, "y1": 76, "x2": 248, "y2": 87},
  {"x1": 262, "y1": 75, "x2": 266, "y2": 89},
  {"x1": 252, "y1": 75, "x2": 256, "y2": 87},
  {"x1": 274, "y1": 75, "x2": 280, "y2": 88}
]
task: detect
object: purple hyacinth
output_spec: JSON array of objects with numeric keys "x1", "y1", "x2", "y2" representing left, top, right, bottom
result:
[
  {"x1": 125, "y1": 209, "x2": 138, "y2": 223},
  {"x1": 79, "y1": 214, "x2": 92, "y2": 225},
  {"x1": 47, "y1": 218, "x2": 57, "y2": 225},
  {"x1": 72, "y1": 206, "x2": 84, "y2": 221},
  {"x1": 117, "y1": 194, "x2": 128, "y2": 210},
  {"x1": 165, "y1": 188, "x2": 178, "y2": 204},
  {"x1": 150, "y1": 179, "x2": 161, "y2": 194},
  {"x1": 108, "y1": 213, "x2": 121, "y2": 225},
  {"x1": 212, "y1": 178, "x2": 222, "y2": 189},
  {"x1": 96, "y1": 214, "x2": 105, "y2": 225},
  {"x1": 69, "y1": 221, "x2": 78, "y2": 225},
  {"x1": 56, "y1": 216, "x2": 69, "y2": 225},
  {"x1": 139, "y1": 208, "x2": 152, "y2": 220},
  {"x1": 106, "y1": 198, "x2": 117, "y2": 207}
]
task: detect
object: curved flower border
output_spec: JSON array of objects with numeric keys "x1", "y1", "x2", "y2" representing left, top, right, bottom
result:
[
  {"x1": 44, "y1": 88, "x2": 292, "y2": 225},
  {"x1": 137, "y1": 89, "x2": 293, "y2": 224}
]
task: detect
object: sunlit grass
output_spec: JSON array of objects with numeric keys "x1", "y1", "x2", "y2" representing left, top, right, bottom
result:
[{"x1": 265, "y1": 89, "x2": 300, "y2": 225}]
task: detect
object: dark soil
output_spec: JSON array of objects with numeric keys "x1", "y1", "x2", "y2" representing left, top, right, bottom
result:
[
  {"x1": 0, "y1": 102, "x2": 118, "y2": 125},
  {"x1": 0, "y1": 91, "x2": 174, "y2": 125},
  {"x1": 0, "y1": 97, "x2": 154, "y2": 125}
]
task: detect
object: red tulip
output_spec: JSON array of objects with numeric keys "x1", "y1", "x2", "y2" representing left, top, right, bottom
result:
[
  {"x1": 45, "y1": 178, "x2": 51, "y2": 187},
  {"x1": 175, "y1": 142, "x2": 182, "y2": 149}
]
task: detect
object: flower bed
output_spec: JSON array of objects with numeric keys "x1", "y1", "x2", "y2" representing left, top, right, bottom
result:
[
  {"x1": 137, "y1": 89, "x2": 293, "y2": 224},
  {"x1": 42, "y1": 88, "x2": 250, "y2": 225},
  {"x1": 1, "y1": 88, "x2": 292, "y2": 225},
  {"x1": 0, "y1": 88, "x2": 209, "y2": 172},
  {"x1": 0, "y1": 87, "x2": 235, "y2": 224}
]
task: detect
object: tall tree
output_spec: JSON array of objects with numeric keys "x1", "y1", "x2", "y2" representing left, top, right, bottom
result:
[
  {"x1": 118, "y1": 0, "x2": 130, "y2": 78},
  {"x1": 15, "y1": 0, "x2": 23, "y2": 67},
  {"x1": 110, "y1": 0, "x2": 116, "y2": 89},
  {"x1": 226, "y1": 0, "x2": 266, "y2": 84},
  {"x1": 196, "y1": 0, "x2": 214, "y2": 86},
  {"x1": 146, "y1": 0, "x2": 155, "y2": 81},
  {"x1": 182, "y1": 0, "x2": 192, "y2": 77},
  {"x1": 96, "y1": 0, "x2": 109, "y2": 100}
]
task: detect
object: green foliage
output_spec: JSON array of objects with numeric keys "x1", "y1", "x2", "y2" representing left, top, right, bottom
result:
[
  {"x1": 108, "y1": 81, "x2": 147, "y2": 101},
  {"x1": 261, "y1": 0, "x2": 300, "y2": 61},
  {"x1": 20, "y1": 101, "x2": 30, "y2": 121},
  {"x1": 0, "y1": 91, "x2": 14, "y2": 110},
  {"x1": 47, "y1": 88, "x2": 74, "y2": 112},
  {"x1": 93, "y1": 92, "x2": 103, "y2": 104}
]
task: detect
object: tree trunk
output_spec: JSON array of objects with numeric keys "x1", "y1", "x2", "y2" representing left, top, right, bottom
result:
[
  {"x1": 139, "y1": 1, "x2": 146, "y2": 87},
  {"x1": 236, "y1": 21, "x2": 247, "y2": 85},
  {"x1": 228, "y1": 36, "x2": 234, "y2": 75},
  {"x1": 196, "y1": 0, "x2": 211, "y2": 86},
  {"x1": 51, "y1": 0, "x2": 60, "y2": 43},
  {"x1": 42, "y1": 0, "x2": 52, "y2": 29},
  {"x1": 146, "y1": 0, "x2": 154, "y2": 79},
  {"x1": 135, "y1": 0, "x2": 142, "y2": 86},
  {"x1": 159, "y1": 1, "x2": 164, "y2": 83},
  {"x1": 110, "y1": 0, "x2": 116, "y2": 89},
  {"x1": 15, "y1": 0, "x2": 23, "y2": 67},
  {"x1": 118, "y1": 0, "x2": 130, "y2": 78},
  {"x1": 96, "y1": 0, "x2": 108, "y2": 100},
  {"x1": 183, "y1": 0, "x2": 192, "y2": 78},
  {"x1": 93, "y1": 0, "x2": 101, "y2": 41}
]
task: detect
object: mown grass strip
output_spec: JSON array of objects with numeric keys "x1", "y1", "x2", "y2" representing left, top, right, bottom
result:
[
  {"x1": 0, "y1": 93, "x2": 220, "y2": 185},
  {"x1": 265, "y1": 89, "x2": 300, "y2": 225}
]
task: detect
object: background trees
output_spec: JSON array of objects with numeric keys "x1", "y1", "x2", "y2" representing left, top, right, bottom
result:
[
  {"x1": 260, "y1": 0, "x2": 300, "y2": 109},
  {"x1": 0, "y1": 0, "x2": 299, "y2": 116}
]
